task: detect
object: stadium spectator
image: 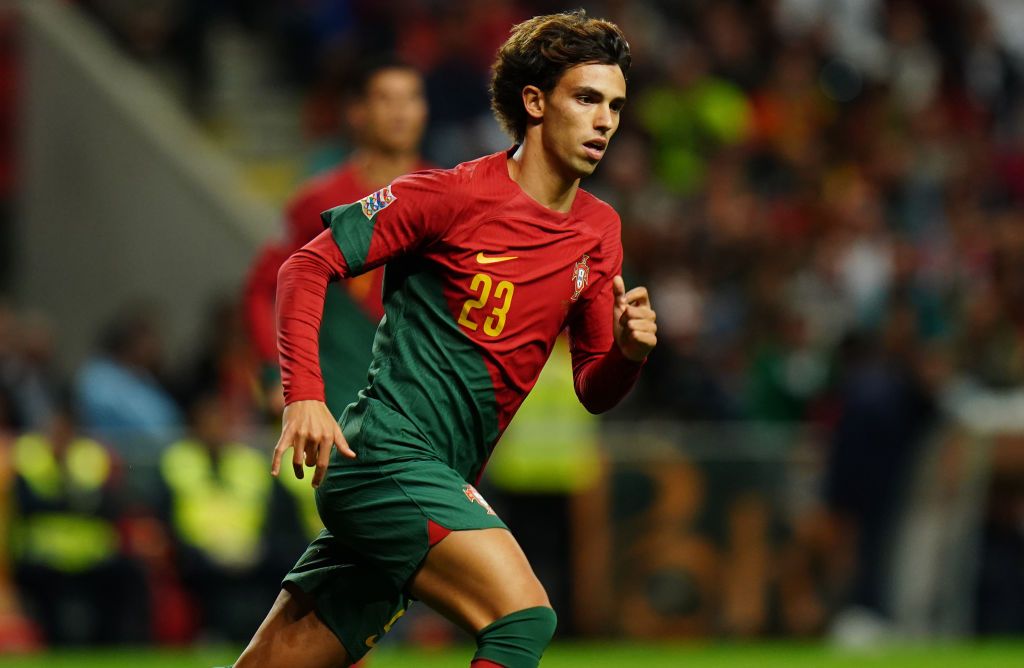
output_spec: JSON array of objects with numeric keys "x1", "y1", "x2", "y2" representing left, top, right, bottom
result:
[
  {"x1": 0, "y1": 303, "x2": 62, "y2": 433},
  {"x1": 156, "y1": 393, "x2": 277, "y2": 643},
  {"x1": 7, "y1": 311, "x2": 61, "y2": 432},
  {"x1": 9, "y1": 401, "x2": 147, "y2": 645},
  {"x1": 73, "y1": 303, "x2": 182, "y2": 456}
]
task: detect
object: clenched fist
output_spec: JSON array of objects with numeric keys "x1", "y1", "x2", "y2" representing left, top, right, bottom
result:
[{"x1": 612, "y1": 275, "x2": 657, "y2": 362}]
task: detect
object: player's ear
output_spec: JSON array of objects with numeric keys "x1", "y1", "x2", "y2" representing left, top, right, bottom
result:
[{"x1": 522, "y1": 85, "x2": 544, "y2": 122}]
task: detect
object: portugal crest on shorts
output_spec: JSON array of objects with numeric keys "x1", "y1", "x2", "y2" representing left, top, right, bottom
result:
[
  {"x1": 359, "y1": 185, "x2": 397, "y2": 219},
  {"x1": 570, "y1": 254, "x2": 591, "y2": 302},
  {"x1": 463, "y1": 484, "x2": 496, "y2": 515}
]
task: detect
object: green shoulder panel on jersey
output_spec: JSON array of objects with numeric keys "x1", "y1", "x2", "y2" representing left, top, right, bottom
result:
[
  {"x1": 339, "y1": 257, "x2": 499, "y2": 481},
  {"x1": 324, "y1": 202, "x2": 374, "y2": 274}
]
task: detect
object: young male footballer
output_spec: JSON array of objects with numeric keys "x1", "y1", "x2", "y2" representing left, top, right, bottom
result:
[{"x1": 233, "y1": 10, "x2": 657, "y2": 668}]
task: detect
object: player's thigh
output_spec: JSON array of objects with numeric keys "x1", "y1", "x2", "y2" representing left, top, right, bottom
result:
[
  {"x1": 235, "y1": 584, "x2": 351, "y2": 668},
  {"x1": 409, "y1": 527, "x2": 551, "y2": 633},
  {"x1": 279, "y1": 529, "x2": 413, "y2": 662}
]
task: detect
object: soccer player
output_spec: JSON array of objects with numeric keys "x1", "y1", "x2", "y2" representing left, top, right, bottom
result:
[
  {"x1": 242, "y1": 57, "x2": 429, "y2": 418},
  {"x1": 234, "y1": 11, "x2": 657, "y2": 668}
]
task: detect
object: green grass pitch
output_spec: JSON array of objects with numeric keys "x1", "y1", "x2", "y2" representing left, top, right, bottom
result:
[{"x1": 0, "y1": 642, "x2": 1022, "y2": 667}]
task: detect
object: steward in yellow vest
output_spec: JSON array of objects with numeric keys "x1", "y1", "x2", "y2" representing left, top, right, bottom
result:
[
  {"x1": 12, "y1": 434, "x2": 116, "y2": 573},
  {"x1": 11, "y1": 407, "x2": 147, "y2": 644},
  {"x1": 159, "y1": 437, "x2": 270, "y2": 571},
  {"x1": 157, "y1": 393, "x2": 277, "y2": 642}
]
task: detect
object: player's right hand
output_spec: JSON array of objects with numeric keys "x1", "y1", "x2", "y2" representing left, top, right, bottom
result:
[{"x1": 271, "y1": 400, "x2": 356, "y2": 488}]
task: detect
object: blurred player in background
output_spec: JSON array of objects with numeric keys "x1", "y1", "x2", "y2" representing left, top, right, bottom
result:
[
  {"x1": 232, "y1": 11, "x2": 656, "y2": 668},
  {"x1": 243, "y1": 56, "x2": 429, "y2": 419}
]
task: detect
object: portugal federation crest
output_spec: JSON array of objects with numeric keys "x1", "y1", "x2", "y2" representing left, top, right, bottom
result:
[
  {"x1": 463, "y1": 484, "x2": 496, "y2": 515},
  {"x1": 359, "y1": 185, "x2": 397, "y2": 219},
  {"x1": 570, "y1": 254, "x2": 591, "y2": 302}
]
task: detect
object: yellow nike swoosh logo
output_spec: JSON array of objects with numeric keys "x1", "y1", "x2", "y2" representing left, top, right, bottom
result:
[{"x1": 476, "y1": 252, "x2": 518, "y2": 264}]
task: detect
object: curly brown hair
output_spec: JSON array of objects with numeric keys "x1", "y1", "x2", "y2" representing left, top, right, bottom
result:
[{"x1": 489, "y1": 10, "x2": 630, "y2": 143}]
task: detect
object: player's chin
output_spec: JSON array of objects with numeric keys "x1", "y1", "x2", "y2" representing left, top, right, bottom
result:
[{"x1": 575, "y1": 156, "x2": 601, "y2": 176}]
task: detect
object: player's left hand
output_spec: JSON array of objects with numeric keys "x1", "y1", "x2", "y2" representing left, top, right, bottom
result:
[{"x1": 612, "y1": 275, "x2": 657, "y2": 362}]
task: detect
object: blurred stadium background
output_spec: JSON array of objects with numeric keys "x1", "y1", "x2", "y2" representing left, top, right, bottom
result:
[{"x1": 1, "y1": 0, "x2": 1024, "y2": 665}]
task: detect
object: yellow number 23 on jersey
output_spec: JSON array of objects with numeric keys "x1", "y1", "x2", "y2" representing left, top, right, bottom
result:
[{"x1": 458, "y1": 273, "x2": 515, "y2": 337}]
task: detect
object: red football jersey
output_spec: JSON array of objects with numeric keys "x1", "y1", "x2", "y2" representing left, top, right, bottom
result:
[{"x1": 278, "y1": 150, "x2": 642, "y2": 481}]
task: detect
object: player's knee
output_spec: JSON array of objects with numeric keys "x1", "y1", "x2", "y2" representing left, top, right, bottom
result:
[{"x1": 473, "y1": 605, "x2": 557, "y2": 668}]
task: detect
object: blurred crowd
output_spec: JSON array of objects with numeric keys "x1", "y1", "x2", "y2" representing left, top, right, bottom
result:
[
  {"x1": 1, "y1": 0, "x2": 1023, "y2": 650},
  {"x1": 0, "y1": 298, "x2": 312, "y2": 647},
  {"x1": 72, "y1": 0, "x2": 1024, "y2": 417}
]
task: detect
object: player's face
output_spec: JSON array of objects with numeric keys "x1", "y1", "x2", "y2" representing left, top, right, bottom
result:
[
  {"x1": 359, "y1": 68, "x2": 427, "y2": 155},
  {"x1": 541, "y1": 63, "x2": 626, "y2": 178}
]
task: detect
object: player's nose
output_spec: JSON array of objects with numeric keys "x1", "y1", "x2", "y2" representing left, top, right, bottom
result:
[{"x1": 594, "y1": 104, "x2": 614, "y2": 132}]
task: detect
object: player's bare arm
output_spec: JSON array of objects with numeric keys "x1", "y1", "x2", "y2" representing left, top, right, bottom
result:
[
  {"x1": 271, "y1": 399, "x2": 355, "y2": 488},
  {"x1": 612, "y1": 275, "x2": 656, "y2": 361}
]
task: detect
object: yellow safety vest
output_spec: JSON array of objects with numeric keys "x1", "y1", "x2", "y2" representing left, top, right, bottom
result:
[
  {"x1": 488, "y1": 337, "x2": 601, "y2": 493},
  {"x1": 160, "y1": 439, "x2": 271, "y2": 569},
  {"x1": 11, "y1": 435, "x2": 118, "y2": 573}
]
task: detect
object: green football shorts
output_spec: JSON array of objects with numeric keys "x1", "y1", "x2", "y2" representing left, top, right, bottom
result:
[{"x1": 282, "y1": 455, "x2": 507, "y2": 661}]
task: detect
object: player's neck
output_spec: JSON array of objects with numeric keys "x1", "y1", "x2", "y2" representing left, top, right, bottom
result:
[
  {"x1": 353, "y1": 149, "x2": 419, "y2": 189},
  {"x1": 507, "y1": 141, "x2": 580, "y2": 213}
]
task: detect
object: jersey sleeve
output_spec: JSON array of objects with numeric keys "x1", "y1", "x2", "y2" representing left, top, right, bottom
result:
[
  {"x1": 276, "y1": 231, "x2": 350, "y2": 404},
  {"x1": 567, "y1": 215, "x2": 644, "y2": 413},
  {"x1": 247, "y1": 185, "x2": 331, "y2": 369},
  {"x1": 320, "y1": 169, "x2": 459, "y2": 276},
  {"x1": 277, "y1": 170, "x2": 459, "y2": 405}
]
